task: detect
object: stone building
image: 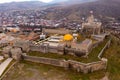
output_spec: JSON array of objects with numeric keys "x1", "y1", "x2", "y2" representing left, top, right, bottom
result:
[
  {"x1": 82, "y1": 11, "x2": 102, "y2": 35},
  {"x1": 91, "y1": 34, "x2": 107, "y2": 41},
  {"x1": 30, "y1": 41, "x2": 65, "y2": 55},
  {"x1": 2, "y1": 46, "x2": 12, "y2": 58},
  {"x1": 2, "y1": 46, "x2": 22, "y2": 60},
  {"x1": 71, "y1": 39, "x2": 93, "y2": 56},
  {"x1": 13, "y1": 40, "x2": 30, "y2": 52},
  {"x1": 10, "y1": 47, "x2": 22, "y2": 60},
  {"x1": 43, "y1": 28, "x2": 72, "y2": 35}
]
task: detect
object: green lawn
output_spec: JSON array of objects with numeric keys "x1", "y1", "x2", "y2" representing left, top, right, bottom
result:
[
  {"x1": 87, "y1": 36, "x2": 110, "y2": 61},
  {"x1": 27, "y1": 37, "x2": 110, "y2": 63},
  {"x1": 102, "y1": 35, "x2": 120, "y2": 80},
  {"x1": 7, "y1": 60, "x2": 106, "y2": 80},
  {"x1": 77, "y1": 34, "x2": 86, "y2": 42}
]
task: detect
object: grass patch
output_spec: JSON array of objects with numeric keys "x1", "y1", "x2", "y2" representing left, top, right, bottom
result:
[
  {"x1": 3, "y1": 60, "x2": 106, "y2": 80},
  {"x1": 102, "y1": 35, "x2": 120, "y2": 80},
  {"x1": 19, "y1": 60, "x2": 106, "y2": 80},
  {"x1": 77, "y1": 34, "x2": 86, "y2": 42},
  {"x1": 88, "y1": 36, "x2": 110, "y2": 61}
]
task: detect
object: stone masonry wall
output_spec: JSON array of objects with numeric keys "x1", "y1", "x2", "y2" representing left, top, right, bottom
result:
[
  {"x1": 30, "y1": 44, "x2": 62, "y2": 54},
  {"x1": 68, "y1": 60, "x2": 107, "y2": 74},
  {"x1": 22, "y1": 55, "x2": 107, "y2": 74},
  {"x1": 22, "y1": 39, "x2": 111, "y2": 74},
  {"x1": 23, "y1": 55, "x2": 68, "y2": 68},
  {"x1": 0, "y1": 36, "x2": 110, "y2": 74}
]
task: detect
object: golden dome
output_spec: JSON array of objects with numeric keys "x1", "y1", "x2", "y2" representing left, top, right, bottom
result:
[{"x1": 63, "y1": 34, "x2": 73, "y2": 41}]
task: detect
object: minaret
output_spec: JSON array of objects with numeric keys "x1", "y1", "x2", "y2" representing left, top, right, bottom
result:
[
  {"x1": 89, "y1": 11, "x2": 95, "y2": 35},
  {"x1": 87, "y1": 11, "x2": 94, "y2": 23}
]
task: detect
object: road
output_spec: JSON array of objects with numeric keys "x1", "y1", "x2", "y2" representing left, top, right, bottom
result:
[{"x1": 0, "y1": 58, "x2": 13, "y2": 76}]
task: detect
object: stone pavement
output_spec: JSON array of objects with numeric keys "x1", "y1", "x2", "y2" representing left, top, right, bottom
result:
[{"x1": 0, "y1": 58, "x2": 13, "y2": 76}]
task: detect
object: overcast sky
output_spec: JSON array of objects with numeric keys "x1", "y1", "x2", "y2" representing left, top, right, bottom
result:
[{"x1": 0, "y1": 0, "x2": 53, "y2": 3}]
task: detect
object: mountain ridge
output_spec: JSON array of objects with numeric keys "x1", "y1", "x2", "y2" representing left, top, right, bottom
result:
[
  {"x1": 0, "y1": 0, "x2": 98, "y2": 11},
  {"x1": 0, "y1": 1, "x2": 46, "y2": 11},
  {"x1": 0, "y1": 0, "x2": 120, "y2": 19},
  {"x1": 43, "y1": 0, "x2": 120, "y2": 20}
]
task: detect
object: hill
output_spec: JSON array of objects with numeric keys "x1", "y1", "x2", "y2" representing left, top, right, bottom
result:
[
  {"x1": 49, "y1": 0, "x2": 97, "y2": 7},
  {"x1": 0, "y1": 0, "x2": 120, "y2": 20},
  {"x1": 0, "y1": 1, "x2": 46, "y2": 11},
  {"x1": 0, "y1": 0, "x2": 98, "y2": 12},
  {"x1": 44, "y1": 0, "x2": 120, "y2": 20}
]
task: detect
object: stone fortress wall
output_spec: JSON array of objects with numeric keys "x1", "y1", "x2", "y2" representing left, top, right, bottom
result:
[
  {"x1": 29, "y1": 44, "x2": 87, "y2": 56},
  {"x1": 13, "y1": 32, "x2": 108, "y2": 57},
  {"x1": 29, "y1": 39, "x2": 103, "y2": 57},
  {"x1": 22, "y1": 39, "x2": 111, "y2": 73},
  {"x1": 22, "y1": 54, "x2": 107, "y2": 74},
  {"x1": 23, "y1": 55, "x2": 69, "y2": 68},
  {"x1": 2, "y1": 35, "x2": 111, "y2": 73},
  {"x1": 29, "y1": 42, "x2": 87, "y2": 56}
]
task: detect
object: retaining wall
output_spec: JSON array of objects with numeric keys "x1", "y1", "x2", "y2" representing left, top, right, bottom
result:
[
  {"x1": 98, "y1": 39, "x2": 111, "y2": 59},
  {"x1": 30, "y1": 44, "x2": 86, "y2": 57},
  {"x1": 68, "y1": 60, "x2": 107, "y2": 73},
  {"x1": 23, "y1": 55, "x2": 68, "y2": 68},
  {"x1": 30, "y1": 44, "x2": 64, "y2": 54},
  {"x1": 22, "y1": 55, "x2": 107, "y2": 74}
]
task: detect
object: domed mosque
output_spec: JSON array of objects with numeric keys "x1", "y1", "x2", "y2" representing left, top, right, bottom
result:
[
  {"x1": 63, "y1": 34, "x2": 74, "y2": 48},
  {"x1": 63, "y1": 34, "x2": 73, "y2": 41}
]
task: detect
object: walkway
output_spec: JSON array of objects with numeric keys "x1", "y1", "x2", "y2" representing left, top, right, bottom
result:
[{"x1": 0, "y1": 58, "x2": 13, "y2": 76}]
